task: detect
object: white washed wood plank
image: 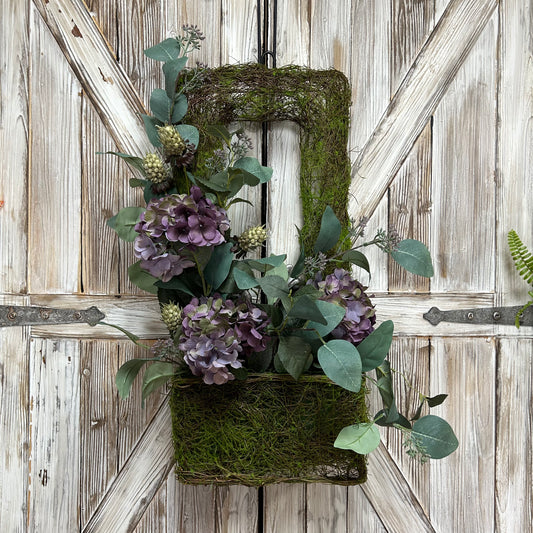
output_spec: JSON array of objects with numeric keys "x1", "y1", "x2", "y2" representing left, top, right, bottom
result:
[
  {"x1": 0, "y1": 0, "x2": 29, "y2": 294},
  {"x1": 28, "y1": 292, "x2": 498, "y2": 338},
  {"x1": 30, "y1": 6, "x2": 82, "y2": 294},
  {"x1": 361, "y1": 444, "x2": 435, "y2": 532},
  {"x1": 349, "y1": 0, "x2": 498, "y2": 222},
  {"x1": 346, "y1": 486, "x2": 387, "y2": 533},
  {"x1": 83, "y1": 400, "x2": 174, "y2": 533},
  {"x1": 306, "y1": 484, "x2": 347, "y2": 533},
  {"x1": 430, "y1": 337, "x2": 496, "y2": 532},
  {"x1": 347, "y1": 0, "x2": 391, "y2": 291},
  {"x1": 80, "y1": 340, "x2": 120, "y2": 527},
  {"x1": 133, "y1": 483, "x2": 166, "y2": 533},
  {"x1": 166, "y1": 482, "x2": 216, "y2": 533},
  {"x1": 215, "y1": 486, "x2": 258, "y2": 533},
  {"x1": 495, "y1": 338, "x2": 533, "y2": 532},
  {"x1": 264, "y1": 483, "x2": 306, "y2": 533},
  {"x1": 431, "y1": 12, "x2": 497, "y2": 293},
  {"x1": 0, "y1": 296, "x2": 29, "y2": 532},
  {"x1": 496, "y1": 0, "x2": 533, "y2": 313},
  {"x1": 32, "y1": 0, "x2": 153, "y2": 159},
  {"x1": 28, "y1": 338, "x2": 80, "y2": 532}
]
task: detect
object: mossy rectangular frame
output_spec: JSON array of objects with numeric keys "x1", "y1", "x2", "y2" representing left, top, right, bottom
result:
[{"x1": 185, "y1": 63, "x2": 352, "y2": 249}]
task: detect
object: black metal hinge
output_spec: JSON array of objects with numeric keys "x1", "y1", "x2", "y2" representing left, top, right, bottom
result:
[
  {"x1": 0, "y1": 305, "x2": 105, "y2": 327},
  {"x1": 423, "y1": 305, "x2": 533, "y2": 327}
]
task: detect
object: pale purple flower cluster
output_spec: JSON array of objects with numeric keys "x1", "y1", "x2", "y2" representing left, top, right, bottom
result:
[
  {"x1": 311, "y1": 268, "x2": 376, "y2": 344},
  {"x1": 133, "y1": 186, "x2": 230, "y2": 281},
  {"x1": 179, "y1": 296, "x2": 270, "y2": 385}
]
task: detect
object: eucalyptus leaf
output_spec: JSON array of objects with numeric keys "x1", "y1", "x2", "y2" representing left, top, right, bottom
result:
[
  {"x1": 264, "y1": 261, "x2": 289, "y2": 281},
  {"x1": 391, "y1": 239, "x2": 434, "y2": 278},
  {"x1": 258, "y1": 275, "x2": 290, "y2": 300},
  {"x1": 411, "y1": 415, "x2": 459, "y2": 459},
  {"x1": 376, "y1": 373, "x2": 394, "y2": 409},
  {"x1": 142, "y1": 361, "x2": 176, "y2": 402},
  {"x1": 112, "y1": 207, "x2": 145, "y2": 242},
  {"x1": 206, "y1": 124, "x2": 232, "y2": 144},
  {"x1": 317, "y1": 339, "x2": 362, "y2": 392},
  {"x1": 288, "y1": 295, "x2": 328, "y2": 325},
  {"x1": 141, "y1": 114, "x2": 163, "y2": 147},
  {"x1": 313, "y1": 206, "x2": 342, "y2": 253},
  {"x1": 128, "y1": 261, "x2": 158, "y2": 294},
  {"x1": 357, "y1": 320, "x2": 394, "y2": 372},
  {"x1": 129, "y1": 177, "x2": 148, "y2": 188},
  {"x1": 427, "y1": 394, "x2": 448, "y2": 408},
  {"x1": 247, "y1": 344, "x2": 274, "y2": 372},
  {"x1": 277, "y1": 336, "x2": 313, "y2": 380},
  {"x1": 342, "y1": 250, "x2": 371, "y2": 275},
  {"x1": 194, "y1": 174, "x2": 231, "y2": 193},
  {"x1": 162, "y1": 56, "x2": 188, "y2": 98},
  {"x1": 171, "y1": 94, "x2": 188, "y2": 123},
  {"x1": 306, "y1": 300, "x2": 346, "y2": 337},
  {"x1": 144, "y1": 38, "x2": 181, "y2": 61},
  {"x1": 247, "y1": 254, "x2": 287, "y2": 273},
  {"x1": 203, "y1": 242, "x2": 234, "y2": 291},
  {"x1": 176, "y1": 124, "x2": 199, "y2": 148},
  {"x1": 291, "y1": 239, "x2": 306, "y2": 278},
  {"x1": 155, "y1": 276, "x2": 196, "y2": 297},
  {"x1": 233, "y1": 157, "x2": 273, "y2": 183},
  {"x1": 334, "y1": 423, "x2": 381, "y2": 454},
  {"x1": 150, "y1": 88, "x2": 172, "y2": 122},
  {"x1": 231, "y1": 367, "x2": 249, "y2": 381},
  {"x1": 234, "y1": 267, "x2": 259, "y2": 290},
  {"x1": 374, "y1": 409, "x2": 411, "y2": 429},
  {"x1": 116, "y1": 358, "x2": 151, "y2": 399},
  {"x1": 104, "y1": 151, "x2": 146, "y2": 175}
]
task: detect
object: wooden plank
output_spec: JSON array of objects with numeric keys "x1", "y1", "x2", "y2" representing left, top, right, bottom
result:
[
  {"x1": 83, "y1": 400, "x2": 174, "y2": 533},
  {"x1": 389, "y1": 1, "x2": 435, "y2": 292},
  {"x1": 495, "y1": 338, "x2": 533, "y2": 532},
  {"x1": 32, "y1": 0, "x2": 152, "y2": 159},
  {"x1": 306, "y1": 484, "x2": 347, "y2": 533},
  {"x1": 431, "y1": 10, "x2": 497, "y2": 293},
  {"x1": 361, "y1": 443, "x2": 435, "y2": 532},
  {"x1": 429, "y1": 337, "x2": 496, "y2": 532},
  {"x1": 81, "y1": 100, "x2": 120, "y2": 295},
  {"x1": 264, "y1": 484, "x2": 306, "y2": 533},
  {"x1": 215, "y1": 486, "x2": 258, "y2": 533},
  {"x1": 28, "y1": 338, "x2": 80, "y2": 532},
  {"x1": 347, "y1": 487, "x2": 387, "y2": 533},
  {"x1": 29, "y1": 292, "x2": 498, "y2": 338},
  {"x1": 80, "y1": 340, "x2": 120, "y2": 527},
  {"x1": 166, "y1": 482, "x2": 216, "y2": 533},
  {"x1": 347, "y1": 0, "x2": 391, "y2": 292},
  {"x1": 0, "y1": 0, "x2": 29, "y2": 294},
  {"x1": 0, "y1": 296, "x2": 29, "y2": 532},
  {"x1": 496, "y1": 0, "x2": 533, "y2": 318},
  {"x1": 29, "y1": 6, "x2": 82, "y2": 294},
  {"x1": 349, "y1": 0, "x2": 499, "y2": 222}
]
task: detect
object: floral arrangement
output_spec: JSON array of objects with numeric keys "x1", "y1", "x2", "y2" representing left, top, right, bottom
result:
[{"x1": 107, "y1": 26, "x2": 458, "y2": 466}]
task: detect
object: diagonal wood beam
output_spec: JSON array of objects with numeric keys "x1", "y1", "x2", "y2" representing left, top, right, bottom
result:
[
  {"x1": 82, "y1": 399, "x2": 175, "y2": 533},
  {"x1": 360, "y1": 443, "x2": 436, "y2": 532},
  {"x1": 349, "y1": 0, "x2": 498, "y2": 220},
  {"x1": 32, "y1": 0, "x2": 152, "y2": 157}
]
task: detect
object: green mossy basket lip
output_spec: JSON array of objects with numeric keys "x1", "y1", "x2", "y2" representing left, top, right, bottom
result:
[{"x1": 170, "y1": 372, "x2": 368, "y2": 487}]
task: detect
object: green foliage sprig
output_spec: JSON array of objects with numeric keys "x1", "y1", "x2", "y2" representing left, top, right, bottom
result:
[
  {"x1": 105, "y1": 28, "x2": 457, "y2": 464},
  {"x1": 508, "y1": 229, "x2": 533, "y2": 327}
]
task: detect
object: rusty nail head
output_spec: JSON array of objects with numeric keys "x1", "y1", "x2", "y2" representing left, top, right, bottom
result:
[
  {"x1": 73, "y1": 312, "x2": 82, "y2": 320},
  {"x1": 40, "y1": 309, "x2": 50, "y2": 319},
  {"x1": 7, "y1": 307, "x2": 17, "y2": 320}
]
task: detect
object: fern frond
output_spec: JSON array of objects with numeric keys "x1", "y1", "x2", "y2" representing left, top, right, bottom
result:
[
  {"x1": 515, "y1": 298, "x2": 533, "y2": 328},
  {"x1": 508, "y1": 230, "x2": 533, "y2": 285}
]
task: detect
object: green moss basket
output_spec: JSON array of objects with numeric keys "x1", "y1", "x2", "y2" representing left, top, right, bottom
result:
[{"x1": 170, "y1": 374, "x2": 368, "y2": 486}]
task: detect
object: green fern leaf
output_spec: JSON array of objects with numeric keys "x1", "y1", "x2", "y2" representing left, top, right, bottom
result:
[{"x1": 508, "y1": 230, "x2": 533, "y2": 285}]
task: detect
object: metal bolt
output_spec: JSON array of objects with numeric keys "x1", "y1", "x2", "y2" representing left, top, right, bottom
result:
[
  {"x1": 7, "y1": 308, "x2": 17, "y2": 320},
  {"x1": 493, "y1": 312, "x2": 501, "y2": 321},
  {"x1": 40, "y1": 309, "x2": 50, "y2": 320},
  {"x1": 73, "y1": 312, "x2": 82, "y2": 320},
  {"x1": 467, "y1": 312, "x2": 474, "y2": 320}
]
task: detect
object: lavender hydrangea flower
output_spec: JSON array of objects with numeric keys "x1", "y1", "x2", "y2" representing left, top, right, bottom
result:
[
  {"x1": 310, "y1": 268, "x2": 376, "y2": 344},
  {"x1": 179, "y1": 296, "x2": 271, "y2": 384},
  {"x1": 133, "y1": 186, "x2": 230, "y2": 281}
]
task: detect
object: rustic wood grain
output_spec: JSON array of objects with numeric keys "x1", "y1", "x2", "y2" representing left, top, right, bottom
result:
[
  {"x1": 29, "y1": 6, "x2": 82, "y2": 294},
  {"x1": 347, "y1": 486, "x2": 387, "y2": 532},
  {"x1": 347, "y1": 0, "x2": 391, "y2": 292},
  {"x1": 0, "y1": 296, "x2": 29, "y2": 533},
  {"x1": 0, "y1": 0, "x2": 29, "y2": 294},
  {"x1": 496, "y1": 338, "x2": 533, "y2": 532},
  {"x1": 264, "y1": 483, "x2": 306, "y2": 533},
  {"x1": 306, "y1": 484, "x2": 347, "y2": 533},
  {"x1": 80, "y1": 340, "x2": 120, "y2": 527},
  {"x1": 431, "y1": 9, "x2": 497, "y2": 293},
  {"x1": 28, "y1": 338, "x2": 80, "y2": 532},
  {"x1": 429, "y1": 337, "x2": 496, "y2": 532},
  {"x1": 215, "y1": 486, "x2": 258, "y2": 533},
  {"x1": 349, "y1": 0, "x2": 499, "y2": 222},
  {"x1": 496, "y1": 0, "x2": 533, "y2": 316}
]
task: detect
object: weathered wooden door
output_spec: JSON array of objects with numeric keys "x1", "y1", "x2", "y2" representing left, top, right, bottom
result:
[{"x1": 2, "y1": 0, "x2": 532, "y2": 531}]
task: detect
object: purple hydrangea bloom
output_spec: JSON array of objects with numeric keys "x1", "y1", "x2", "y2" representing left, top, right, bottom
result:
[
  {"x1": 179, "y1": 296, "x2": 271, "y2": 384},
  {"x1": 310, "y1": 268, "x2": 376, "y2": 344},
  {"x1": 133, "y1": 187, "x2": 230, "y2": 281}
]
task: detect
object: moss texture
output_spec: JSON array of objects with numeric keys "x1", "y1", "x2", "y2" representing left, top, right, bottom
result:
[
  {"x1": 185, "y1": 63, "x2": 352, "y2": 250},
  {"x1": 170, "y1": 374, "x2": 368, "y2": 486}
]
